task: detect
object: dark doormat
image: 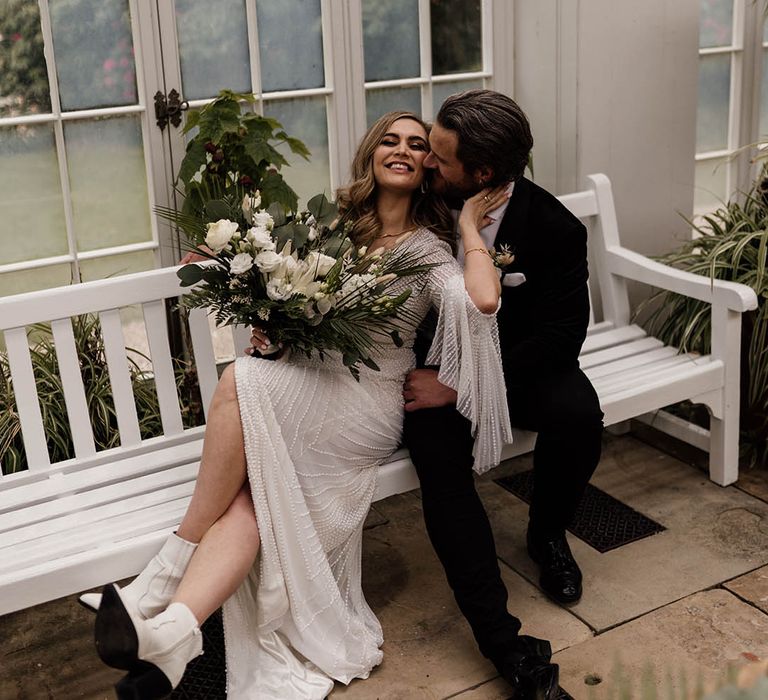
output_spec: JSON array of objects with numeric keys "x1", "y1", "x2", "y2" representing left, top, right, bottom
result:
[{"x1": 494, "y1": 469, "x2": 666, "y2": 553}]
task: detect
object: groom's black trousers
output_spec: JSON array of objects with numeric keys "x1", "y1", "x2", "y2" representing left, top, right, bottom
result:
[{"x1": 402, "y1": 366, "x2": 603, "y2": 661}]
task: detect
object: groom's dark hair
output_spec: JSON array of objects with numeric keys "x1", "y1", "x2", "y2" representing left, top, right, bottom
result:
[{"x1": 436, "y1": 89, "x2": 532, "y2": 185}]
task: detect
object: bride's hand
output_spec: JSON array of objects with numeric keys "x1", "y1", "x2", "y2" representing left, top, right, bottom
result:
[
  {"x1": 246, "y1": 326, "x2": 284, "y2": 358},
  {"x1": 458, "y1": 185, "x2": 510, "y2": 234},
  {"x1": 179, "y1": 245, "x2": 214, "y2": 265}
]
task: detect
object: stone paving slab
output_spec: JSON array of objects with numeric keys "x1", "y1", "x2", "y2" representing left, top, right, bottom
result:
[
  {"x1": 0, "y1": 590, "x2": 120, "y2": 700},
  {"x1": 724, "y1": 565, "x2": 768, "y2": 615},
  {"x1": 552, "y1": 589, "x2": 768, "y2": 699},
  {"x1": 477, "y1": 435, "x2": 768, "y2": 632},
  {"x1": 332, "y1": 492, "x2": 590, "y2": 699}
]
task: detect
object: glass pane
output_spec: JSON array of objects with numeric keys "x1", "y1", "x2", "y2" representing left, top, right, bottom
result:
[
  {"x1": 78, "y1": 250, "x2": 156, "y2": 281},
  {"x1": 431, "y1": 0, "x2": 482, "y2": 75},
  {"x1": 258, "y1": 0, "x2": 324, "y2": 92},
  {"x1": 761, "y1": 49, "x2": 768, "y2": 139},
  {"x1": 433, "y1": 79, "x2": 484, "y2": 115},
  {"x1": 0, "y1": 0, "x2": 51, "y2": 117},
  {"x1": 64, "y1": 116, "x2": 152, "y2": 252},
  {"x1": 0, "y1": 264, "x2": 72, "y2": 298},
  {"x1": 49, "y1": 0, "x2": 137, "y2": 110},
  {"x1": 175, "y1": 0, "x2": 251, "y2": 101},
  {"x1": 694, "y1": 157, "x2": 728, "y2": 212},
  {"x1": 362, "y1": 0, "x2": 420, "y2": 81},
  {"x1": 699, "y1": 0, "x2": 733, "y2": 48},
  {"x1": 696, "y1": 54, "x2": 730, "y2": 152},
  {"x1": 264, "y1": 97, "x2": 330, "y2": 207},
  {"x1": 366, "y1": 87, "x2": 422, "y2": 127},
  {"x1": 0, "y1": 125, "x2": 67, "y2": 266}
]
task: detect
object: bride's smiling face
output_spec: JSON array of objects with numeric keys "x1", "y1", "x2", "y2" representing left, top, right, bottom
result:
[{"x1": 372, "y1": 118, "x2": 429, "y2": 194}]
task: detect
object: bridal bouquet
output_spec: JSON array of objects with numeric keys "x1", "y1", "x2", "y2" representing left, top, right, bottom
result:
[{"x1": 171, "y1": 192, "x2": 436, "y2": 379}]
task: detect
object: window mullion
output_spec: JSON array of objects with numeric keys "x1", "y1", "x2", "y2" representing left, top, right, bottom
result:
[
  {"x1": 489, "y1": 0, "x2": 512, "y2": 96},
  {"x1": 418, "y1": 0, "x2": 432, "y2": 120},
  {"x1": 37, "y1": 0, "x2": 80, "y2": 284},
  {"x1": 323, "y1": 0, "x2": 365, "y2": 189}
]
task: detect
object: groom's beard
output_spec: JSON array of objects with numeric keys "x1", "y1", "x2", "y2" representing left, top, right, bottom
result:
[{"x1": 431, "y1": 171, "x2": 482, "y2": 203}]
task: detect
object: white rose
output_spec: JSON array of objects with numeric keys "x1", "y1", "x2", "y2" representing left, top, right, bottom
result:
[
  {"x1": 305, "y1": 251, "x2": 337, "y2": 278},
  {"x1": 266, "y1": 277, "x2": 293, "y2": 300},
  {"x1": 252, "y1": 211, "x2": 274, "y2": 230},
  {"x1": 246, "y1": 225, "x2": 276, "y2": 250},
  {"x1": 205, "y1": 219, "x2": 239, "y2": 253},
  {"x1": 230, "y1": 252, "x2": 254, "y2": 275},
  {"x1": 254, "y1": 250, "x2": 283, "y2": 272},
  {"x1": 241, "y1": 191, "x2": 262, "y2": 224}
]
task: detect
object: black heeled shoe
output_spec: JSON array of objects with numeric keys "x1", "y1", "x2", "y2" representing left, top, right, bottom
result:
[{"x1": 94, "y1": 584, "x2": 203, "y2": 700}]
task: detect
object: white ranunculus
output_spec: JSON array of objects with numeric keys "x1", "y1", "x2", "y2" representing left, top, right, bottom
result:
[
  {"x1": 266, "y1": 277, "x2": 293, "y2": 301},
  {"x1": 241, "y1": 191, "x2": 262, "y2": 224},
  {"x1": 246, "y1": 225, "x2": 275, "y2": 250},
  {"x1": 230, "y1": 252, "x2": 254, "y2": 275},
  {"x1": 254, "y1": 250, "x2": 283, "y2": 272},
  {"x1": 252, "y1": 211, "x2": 274, "y2": 230},
  {"x1": 305, "y1": 251, "x2": 337, "y2": 277},
  {"x1": 205, "y1": 219, "x2": 239, "y2": 253}
]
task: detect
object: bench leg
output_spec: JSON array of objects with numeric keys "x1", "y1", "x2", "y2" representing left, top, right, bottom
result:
[
  {"x1": 708, "y1": 413, "x2": 739, "y2": 487},
  {"x1": 606, "y1": 420, "x2": 631, "y2": 436}
]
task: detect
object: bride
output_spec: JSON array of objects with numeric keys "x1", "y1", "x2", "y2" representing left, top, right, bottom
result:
[{"x1": 86, "y1": 110, "x2": 512, "y2": 699}]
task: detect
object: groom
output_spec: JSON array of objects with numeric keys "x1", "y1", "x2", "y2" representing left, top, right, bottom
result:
[{"x1": 402, "y1": 89, "x2": 604, "y2": 698}]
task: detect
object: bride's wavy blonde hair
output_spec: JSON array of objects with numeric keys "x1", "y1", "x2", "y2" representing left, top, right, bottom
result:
[{"x1": 335, "y1": 111, "x2": 454, "y2": 250}]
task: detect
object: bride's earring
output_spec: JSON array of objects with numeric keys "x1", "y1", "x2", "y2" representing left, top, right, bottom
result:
[{"x1": 420, "y1": 180, "x2": 429, "y2": 194}]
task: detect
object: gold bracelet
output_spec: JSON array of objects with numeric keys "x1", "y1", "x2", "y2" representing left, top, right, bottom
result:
[{"x1": 464, "y1": 247, "x2": 491, "y2": 257}]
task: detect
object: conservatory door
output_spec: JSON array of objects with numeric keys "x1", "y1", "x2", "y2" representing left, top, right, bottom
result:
[
  {"x1": 0, "y1": 0, "x2": 170, "y2": 295},
  {"x1": 153, "y1": 0, "x2": 335, "y2": 268}
]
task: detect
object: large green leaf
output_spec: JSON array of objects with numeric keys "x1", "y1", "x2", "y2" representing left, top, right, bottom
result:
[
  {"x1": 177, "y1": 140, "x2": 207, "y2": 185},
  {"x1": 307, "y1": 193, "x2": 338, "y2": 227},
  {"x1": 177, "y1": 264, "x2": 206, "y2": 286}
]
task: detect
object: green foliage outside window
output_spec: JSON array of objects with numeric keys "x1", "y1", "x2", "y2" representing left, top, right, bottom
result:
[{"x1": 0, "y1": 0, "x2": 50, "y2": 118}]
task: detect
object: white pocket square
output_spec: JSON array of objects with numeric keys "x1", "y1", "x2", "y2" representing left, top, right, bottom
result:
[{"x1": 502, "y1": 272, "x2": 527, "y2": 287}]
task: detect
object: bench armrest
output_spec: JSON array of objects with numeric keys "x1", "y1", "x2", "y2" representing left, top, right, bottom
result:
[{"x1": 605, "y1": 245, "x2": 758, "y2": 313}]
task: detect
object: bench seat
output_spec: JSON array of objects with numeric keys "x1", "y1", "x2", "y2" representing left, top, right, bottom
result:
[{"x1": 0, "y1": 173, "x2": 757, "y2": 616}]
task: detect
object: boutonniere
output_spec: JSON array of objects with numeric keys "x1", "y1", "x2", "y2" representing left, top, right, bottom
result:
[{"x1": 489, "y1": 244, "x2": 515, "y2": 271}]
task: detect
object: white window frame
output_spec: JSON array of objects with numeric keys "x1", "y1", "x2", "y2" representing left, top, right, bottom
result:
[
  {"x1": 695, "y1": 0, "x2": 767, "y2": 214},
  {"x1": 2, "y1": 0, "x2": 512, "y2": 281},
  {"x1": 0, "y1": 0, "x2": 162, "y2": 281}
]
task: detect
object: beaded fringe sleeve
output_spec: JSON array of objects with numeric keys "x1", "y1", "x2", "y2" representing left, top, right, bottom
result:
[{"x1": 426, "y1": 274, "x2": 514, "y2": 473}]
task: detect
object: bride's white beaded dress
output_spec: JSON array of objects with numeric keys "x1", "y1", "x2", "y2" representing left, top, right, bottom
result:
[{"x1": 222, "y1": 227, "x2": 512, "y2": 698}]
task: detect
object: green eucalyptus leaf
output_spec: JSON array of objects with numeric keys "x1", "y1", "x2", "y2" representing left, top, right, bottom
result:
[
  {"x1": 203, "y1": 199, "x2": 232, "y2": 222},
  {"x1": 177, "y1": 140, "x2": 207, "y2": 185},
  {"x1": 177, "y1": 264, "x2": 206, "y2": 286},
  {"x1": 307, "y1": 193, "x2": 338, "y2": 227}
]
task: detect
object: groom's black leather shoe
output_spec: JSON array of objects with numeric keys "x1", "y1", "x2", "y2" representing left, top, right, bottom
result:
[
  {"x1": 527, "y1": 529, "x2": 582, "y2": 605},
  {"x1": 493, "y1": 635, "x2": 559, "y2": 700}
]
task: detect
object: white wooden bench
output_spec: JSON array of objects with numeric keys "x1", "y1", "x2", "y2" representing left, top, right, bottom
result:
[{"x1": 0, "y1": 173, "x2": 757, "y2": 616}]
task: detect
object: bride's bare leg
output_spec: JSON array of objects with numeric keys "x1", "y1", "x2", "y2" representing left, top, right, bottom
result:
[
  {"x1": 176, "y1": 363, "x2": 247, "y2": 544},
  {"x1": 173, "y1": 484, "x2": 260, "y2": 623}
]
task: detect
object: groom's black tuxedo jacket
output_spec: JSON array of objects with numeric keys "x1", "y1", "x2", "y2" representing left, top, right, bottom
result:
[{"x1": 493, "y1": 176, "x2": 590, "y2": 389}]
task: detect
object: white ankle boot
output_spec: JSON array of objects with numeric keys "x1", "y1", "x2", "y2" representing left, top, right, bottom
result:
[
  {"x1": 80, "y1": 532, "x2": 197, "y2": 618},
  {"x1": 96, "y1": 584, "x2": 203, "y2": 699}
]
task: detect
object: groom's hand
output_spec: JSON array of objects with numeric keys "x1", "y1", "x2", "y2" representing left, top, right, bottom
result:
[{"x1": 403, "y1": 369, "x2": 457, "y2": 411}]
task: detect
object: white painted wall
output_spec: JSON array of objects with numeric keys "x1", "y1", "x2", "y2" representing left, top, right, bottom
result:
[{"x1": 511, "y1": 0, "x2": 700, "y2": 258}]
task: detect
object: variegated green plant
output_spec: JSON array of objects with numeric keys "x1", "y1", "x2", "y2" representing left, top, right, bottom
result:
[
  {"x1": 639, "y1": 170, "x2": 768, "y2": 469},
  {"x1": 0, "y1": 314, "x2": 202, "y2": 475}
]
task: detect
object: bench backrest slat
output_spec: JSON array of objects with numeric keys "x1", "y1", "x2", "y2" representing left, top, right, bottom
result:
[
  {"x1": 50, "y1": 318, "x2": 97, "y2": 459},
  {"x1": 142, "y1": 300, "x2": 184, "y2": 437},
  {"x1": 99, "y1": 309, "x2": 142, "y2": 447},
  {"x1": 187, "y1": 309, "x2": 219, "y2": 418},
  {"x1": 4, "y1": 327, "x2": 50, "y2": 470}
]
